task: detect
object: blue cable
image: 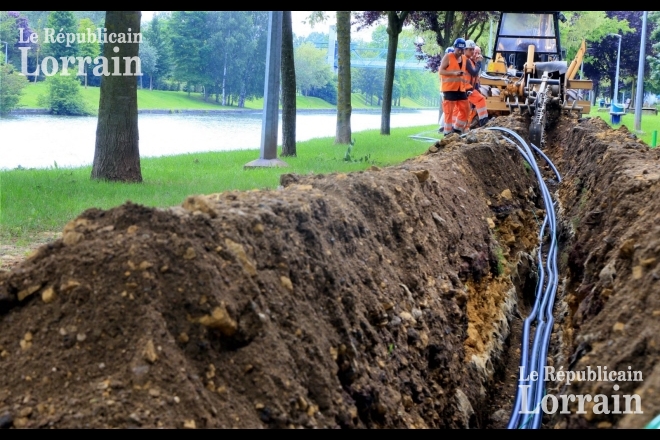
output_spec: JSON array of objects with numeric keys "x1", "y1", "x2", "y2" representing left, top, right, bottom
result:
[{"x1": 486, "y1": 127, "x2": 561, "y2": 429}]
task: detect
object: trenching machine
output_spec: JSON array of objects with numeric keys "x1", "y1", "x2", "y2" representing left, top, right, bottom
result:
[{"x1": 479, "y1": 11, "x2": 593, "y2": 147}]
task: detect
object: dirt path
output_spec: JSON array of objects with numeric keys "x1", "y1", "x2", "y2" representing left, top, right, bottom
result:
[{"x1": 0, "y1": 233, "x2": 62, "y2": 272}]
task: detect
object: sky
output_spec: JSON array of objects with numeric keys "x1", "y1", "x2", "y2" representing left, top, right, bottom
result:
[{"x1": 140, "y1": 11, "x2": 378, "y2": 42}]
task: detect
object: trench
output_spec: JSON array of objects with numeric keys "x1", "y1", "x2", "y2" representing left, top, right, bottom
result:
[
  {"x1": 1, "y1": 113, "x2": 659, "y2": 428},
  {"x1": 475, "y1": 113, "x2": 660, "y2": 429}
]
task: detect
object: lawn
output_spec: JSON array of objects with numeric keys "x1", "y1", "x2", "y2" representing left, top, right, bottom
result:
[
  {"x1": 588, "y1": 107, "x2": 660, "y2": 147},
  {"x1": 350, "y1": 93, "x2": 431, "y2": 109},
  {"x1": 0, "y1": 124, "x2": 439, "y2": 242},
  {"x1": 16, "y1": 82, "x2": 435, "y2": 113},
  {"x1": 17, "y1": 82, "x2": 265, "y2": 112}
]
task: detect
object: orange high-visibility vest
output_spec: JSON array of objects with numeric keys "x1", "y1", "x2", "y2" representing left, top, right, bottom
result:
[
  {"x1": 465, "y1": 58, "x2": 479, "y2": 90},
  {"x1": 441, "y1": 54, "x2": 468, "y2": 93}
]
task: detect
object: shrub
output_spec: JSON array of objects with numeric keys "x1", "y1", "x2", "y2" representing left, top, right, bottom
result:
[
  {"x1": 38, "y1": 74, "x2": 92, "y2": 115},
  {"x1": 308, "y1": 80, "x2": 338, "y2": 105},
  {"x1": 0, "y1": 63, "x2": 29, "y2": 115}
]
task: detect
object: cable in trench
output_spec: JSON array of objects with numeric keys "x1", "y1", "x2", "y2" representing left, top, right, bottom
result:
[{"x1": 482, "y1": 127, "x2": 561, "y2": 429}]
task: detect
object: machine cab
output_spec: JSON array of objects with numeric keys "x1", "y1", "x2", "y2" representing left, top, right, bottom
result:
[{"x1": 489, "y1": 11, "x2": 564, "y2": 75}]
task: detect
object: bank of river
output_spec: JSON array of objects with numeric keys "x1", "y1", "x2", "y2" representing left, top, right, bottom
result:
[
  {"x1": 8, "y1": 107, "x2": 433, "y2": 115},
  {"x1": 0, "y1": 109, "x2": 439, "y2": 170}
]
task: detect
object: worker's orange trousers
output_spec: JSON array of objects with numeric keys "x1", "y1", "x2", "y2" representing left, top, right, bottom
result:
[
  {"x1": 468, "y1": 89, "x2": 488, "y2": 120},
  {"x1": 442, "y1": 99, "x2": 470, "y2": 134}
]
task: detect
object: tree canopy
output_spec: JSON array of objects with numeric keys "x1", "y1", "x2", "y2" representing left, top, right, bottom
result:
[{"x1": 582, "y1": 11, "x2": 657, "y2": 100}]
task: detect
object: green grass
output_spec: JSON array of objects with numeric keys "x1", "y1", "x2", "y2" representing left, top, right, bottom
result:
[
  {"x1": 16, "y1": 83, "x2": 435, "y2": 113},
  {"x1": 248, "y1": 95, "x2": 335, "y2": 110},
  {"x1": 349, "y1": 93, "x2": 374, "y2": 109},
  {"x1": 350, "y1": 93, "x2": 432, "y2": 109},
  {"x1": 588, "y1": 107, "x2": 660, "y2": 147},
  {"x1": 0, "y1": 124, "x2": 438, "y2": 240},
  {"x1": 17, "y1": 82, "x2": 265, "y2": 112}
]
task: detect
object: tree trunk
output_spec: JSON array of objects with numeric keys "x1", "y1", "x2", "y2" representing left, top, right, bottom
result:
[
  {"x1": 335, "y1": 11, "x2": 352, "y2": 145},
  {"x1": 381, "y1": 11, "x2": 408, "y2": 135},
  {"x1": 222, "y1": 30, "x2": 230, "y2": 106},
  {"x1": 91, "y1": 11, "x2": 142, "y2": 183},
  {"x1": 34, "y1": 50, "x2": 39, "y2": 82},
  {"x1": 238, "y1": 61, "x2": 251, "y2": 109},
  {"x1": 238, "y1": 88, "x2": 245, "y2": 107},
  {"x1": 281, "y1": 11, "x2": 297, "y2": 157}
]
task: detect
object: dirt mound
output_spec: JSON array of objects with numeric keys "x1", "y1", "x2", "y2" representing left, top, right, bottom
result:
[
  {"x1": 543, "y1": 117, "x2": 660, "y2": 428},
  {"x1": 5, "y1": 112, "x2": 656, "y2": 429},
  {"x1": 0, "y1": 133, "x2": 540, "y2": 428}
]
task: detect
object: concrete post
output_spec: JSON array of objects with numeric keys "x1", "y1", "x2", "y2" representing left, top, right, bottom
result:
[
  {"x1": 634, "y1": 11, "x2": 648, "y2": 133},
  {"x1": 328, "y1": 25, "x2": 338, "y2": 74},
  {"x1": 245, "y1": 11, "x2": 288, "y2": 169}
]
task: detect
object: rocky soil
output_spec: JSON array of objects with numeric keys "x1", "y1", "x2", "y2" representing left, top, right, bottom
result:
[{"x1": 1, "y1": 113, "x2": 659, "y2": 429}]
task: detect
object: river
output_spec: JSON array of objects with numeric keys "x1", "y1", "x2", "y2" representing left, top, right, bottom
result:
[{"x1": 0, "y1": 109, "x2": 439, "y2": 170}]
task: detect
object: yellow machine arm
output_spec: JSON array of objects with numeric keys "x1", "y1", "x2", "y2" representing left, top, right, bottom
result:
[{"x1": 566, "y1": 40, "x2": 587, "y2": 80}]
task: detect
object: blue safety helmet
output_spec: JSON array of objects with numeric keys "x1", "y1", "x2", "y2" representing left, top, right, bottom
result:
[
  {"x1": 445, "y1": 47, "x2": 454, "y2": 54},
  {"x1": 453, "y1": 38, "x2": 466, "y2": 49}
]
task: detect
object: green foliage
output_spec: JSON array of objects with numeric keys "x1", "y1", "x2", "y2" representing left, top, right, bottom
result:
[
  {"x1": 343, "y1": 140, "x2": 372, "y2": 163},
  {"x1": 494, "y1": 245, "x2": 506, "y2": 276},
  {"x1": 308, "y1": 80, "x2": 337, "y2": 105},
  {"x1": 0, "y1": 62, "x2": 29, "y2": 114},
  {"x1": 142, "y1": 12, "x2": 173, "y2": 89},
  {"x1": 44, "y1": 11, "x2": 79, "y2": 60},
  {"x1": 294, "y1": 42, "x2": 333, "y2": 95},
  {"x1": 38, "y1": 73, "x2": 91, "y2": 115},
  {"x1": 139, "y1": 39, "x2": 159, "y2": 88},
  {"x1": 647, "y1": 11, "x2": 660, "y2": 94},
  {"x1": 168, "y1": 11, "x2": 209, "y2": 86},
  {"x1": 560, "y1": 12, "x2": 632, "y2": 61},
  {"x1": 77, "y1": 18, "x2": 100, "y2": 60},
  {"x1": 73, "y1": 11, "x2": 105, "y2": 27},
  {"x1": 352, "y1": 68, "x2": 384, "y2": 104},
  {"x1": 0, "y1": 11, "x2": 18, "y2": 49},
  {"x1": 165, "y1": 11, "x2": 268, "y2": 105},
  {"x1": 304, "y1": 11, "x2": 331, "y2": 28},
  {"x1": 349, "y1": 27, "x2": 440, "y2": 106}
]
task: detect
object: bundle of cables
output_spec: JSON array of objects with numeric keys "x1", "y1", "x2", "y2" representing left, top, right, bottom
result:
[{"x1": 484, "y1": 127, "x2": 561, "y2": 429}]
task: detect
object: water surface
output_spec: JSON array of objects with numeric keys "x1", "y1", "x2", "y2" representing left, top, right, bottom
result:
[{"x1": 0, "y1": 109, "x2": 438, "y2": 170}]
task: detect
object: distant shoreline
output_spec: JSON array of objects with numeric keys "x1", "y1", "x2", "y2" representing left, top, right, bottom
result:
[{"x1": 6, "y1": 107, "x2": 436, "y2": 116}]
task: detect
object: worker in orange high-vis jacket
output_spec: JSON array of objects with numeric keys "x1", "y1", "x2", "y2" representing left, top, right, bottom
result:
[
  {"x1": 464, "y1": 40, "x2": 489, "y2": 127},
  {"x1": 438, "y1": 38, "x2": 470, "y2": 136}
]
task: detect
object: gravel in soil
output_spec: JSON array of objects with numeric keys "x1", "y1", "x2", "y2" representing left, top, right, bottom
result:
[{"x1": 3, "y1": 113, "x2": 658, "y2": 429}]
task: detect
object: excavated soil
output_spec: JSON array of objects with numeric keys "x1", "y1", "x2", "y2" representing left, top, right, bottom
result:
[
  {"x1": 543, "y1": 117, "x2": 660, "y2": 429},
  {"x1": 0, "y1": 112, "x2": 659, "y2": 429}
]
